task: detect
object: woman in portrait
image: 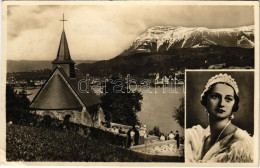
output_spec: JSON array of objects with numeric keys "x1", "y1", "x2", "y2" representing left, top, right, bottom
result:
[{"x1": 186, "y1": 73, "x2": 253, "y2": 163}]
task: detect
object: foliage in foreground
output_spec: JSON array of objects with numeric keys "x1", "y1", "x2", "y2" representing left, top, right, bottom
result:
[
  {"x1": 6, "y1": 124, "x2": 184, "y2": 162},
  {"x1": 6, "y1": 85, "x2": 30, "y2": 124}
]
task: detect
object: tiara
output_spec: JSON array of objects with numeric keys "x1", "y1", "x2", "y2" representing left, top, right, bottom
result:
[{"x1": 201, "y1": 73, "x2": 239, "y2": 100}]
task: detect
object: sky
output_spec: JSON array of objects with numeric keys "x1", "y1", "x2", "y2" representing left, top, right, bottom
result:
[{"x1": 7, "y1": 5, "x2": 254, "y2": 61}]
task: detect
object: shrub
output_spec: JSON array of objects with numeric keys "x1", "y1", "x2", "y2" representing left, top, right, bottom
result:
[
  {"x1": 6, "y1": 85, "x2": 30, "y2": 124},
  {"x1": 89, "y1": 127, "x2": 128, "y2": 147},
  {"x1": 11, "y1": 112, "x2": 127, "y2": 147},
  {"x1": 148, "y1": 126, "x2": 162, "y2": 137}
]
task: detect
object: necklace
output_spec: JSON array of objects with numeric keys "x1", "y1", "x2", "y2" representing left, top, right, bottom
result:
[{"x1": 214, "y1": 120, "x2": 231, "y2": 144}]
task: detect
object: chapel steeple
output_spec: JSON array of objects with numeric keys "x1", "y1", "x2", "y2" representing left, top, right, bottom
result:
[{"x1": 52, "y1": 14, "x2": 76, "y2": 78}]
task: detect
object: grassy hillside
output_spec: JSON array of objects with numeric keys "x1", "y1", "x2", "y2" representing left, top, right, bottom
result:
[{"x1": 6, "y1": 124, "x2": 184, "y2": 162}]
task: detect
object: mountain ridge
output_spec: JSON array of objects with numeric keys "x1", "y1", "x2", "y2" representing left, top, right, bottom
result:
[
  {"x1": 122, "y1": 25, "x2": 254, "y2": 56},
  {"x1": 7, "y1": 25, "x2": 255, "y2": 75},
  {"x1": 76, "y1": 25, "x2": 254, "y2": 77}
]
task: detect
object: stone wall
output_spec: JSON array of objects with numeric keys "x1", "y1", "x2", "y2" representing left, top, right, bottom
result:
[
  {"x1": 32, "y1": 106, "x2": 105, "y2": 127},
  {"x1": 35, "y1": 110, "x2": 82, "y2": 125}
]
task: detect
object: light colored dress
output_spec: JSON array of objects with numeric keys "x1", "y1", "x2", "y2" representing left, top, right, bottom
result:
[
  {"x1": 168, "y1": 133, "x2": 175, "y2": 140},
  {"x1": 139, "y1": 128, "x2": 146, "y2": 144},
  {"x1": 186, "y1": 125, "x2": 253, "y2": 163},
  {"x1": 130, "y1": 130, "x2": 135, "y2": 145}
]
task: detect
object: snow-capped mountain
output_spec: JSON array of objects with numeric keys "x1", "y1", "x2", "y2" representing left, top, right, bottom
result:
[
  {"x1": 78, "y1": 25, "x2": 254, "y2": 76},
  {"x1": 130, "y1": 25, "x2": 254, "y2": 53}
]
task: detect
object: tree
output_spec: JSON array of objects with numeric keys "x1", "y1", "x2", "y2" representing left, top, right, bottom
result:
[
  {"x1": 101, "y1": 77, "x2": 143, "y2": 126},
  {"x1": 6, "y1": 85, "x2": 30, "y2": 124},
  {"x1": 173, "y1": 97, "x2": 184, "y2": 128},
  {"x1": 148, "y1": 126, "x2": 162, "y2": 137}
]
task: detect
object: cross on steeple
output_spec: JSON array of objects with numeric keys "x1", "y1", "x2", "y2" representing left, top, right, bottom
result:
[
  {"x1": 60, "y1": 14, "x2": 67, "y2": 30},
  {"x1": 52, "y1": 13, "x2": 75, "y2": 78}
]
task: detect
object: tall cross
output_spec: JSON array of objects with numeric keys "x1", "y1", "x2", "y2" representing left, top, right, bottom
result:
[{"x1": 60, "y1": 14, "x2": 67, "y2": 30}]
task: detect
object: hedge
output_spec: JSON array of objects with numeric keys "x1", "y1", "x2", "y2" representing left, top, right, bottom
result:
[
  {"x1": 6, "y1": 124, "x2": 184, "y2": 162},
  {"x1": 8, "y1": 113, "x2": 128, "y2": 147}
]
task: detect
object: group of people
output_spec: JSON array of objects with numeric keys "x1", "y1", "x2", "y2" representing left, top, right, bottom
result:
[
  {"x1": 126, "y1": 125, "x2": 181, "y2": 149},
  {"x1": 160, "y1": 130, "x2": 180, "y2": 149},
  {"x1": 103, "y1": 124, "x2": 125, "y2": 134},
  {"x1": 110, "y1": 126, "x2": 123, "y2": 134},
  {"x1": 127, "y1": 125, "x2": 147, "y2": 148}
]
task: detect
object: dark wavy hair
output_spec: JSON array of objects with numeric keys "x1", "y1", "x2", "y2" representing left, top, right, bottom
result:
[{"x1": 201, "y1": 82, "x2": 239, "y2": 112}]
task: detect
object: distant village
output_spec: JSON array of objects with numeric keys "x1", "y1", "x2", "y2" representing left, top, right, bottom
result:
[
  {"x1": 7, "y1": 70, "x2": 185, "y2": 89},
  {"x1": 7, "y1": 61, "x2": 253, "y2": 89}
]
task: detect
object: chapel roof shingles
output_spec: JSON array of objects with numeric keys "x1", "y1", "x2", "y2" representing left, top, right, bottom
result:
[{"x1": 30, "y1": 67, "x2": 101, "y2": 110}]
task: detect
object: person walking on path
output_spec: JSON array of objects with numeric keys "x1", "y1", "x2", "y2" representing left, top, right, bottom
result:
[
  {"x1": 127, "y1": 126, "x2": 135, "y2": 148},
  {"x1": 175, "y1": 130, "x2": 180, "y2": 149},
  {"x1": 134, "y1": 125, "x2": 140, "y2": 146},
  {"x1": 139, "y1": 124, "x2": 147, "y2": 144},
  {"x1": 168, "y1": 131, "x2": 175, "y2": 140}
]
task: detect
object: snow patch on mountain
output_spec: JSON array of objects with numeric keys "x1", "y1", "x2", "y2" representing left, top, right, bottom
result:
[
  {"x1": 132, "y1": 25, "x2": 254, "y2": 52},
  {"x1": 237, "y1": 36, "x2": 254, "y2": 48}
]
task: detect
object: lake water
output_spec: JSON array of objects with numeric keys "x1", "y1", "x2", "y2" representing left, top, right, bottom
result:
[
  {"x1": 136, "y1": 86, "x2": 184, "y2": 137},
  {"x1": 15, "y1": 87, "x2": 41, "y2": 102},
  {"x1": 19, "y1": 86, "x2": 184, "y2": 137}
]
